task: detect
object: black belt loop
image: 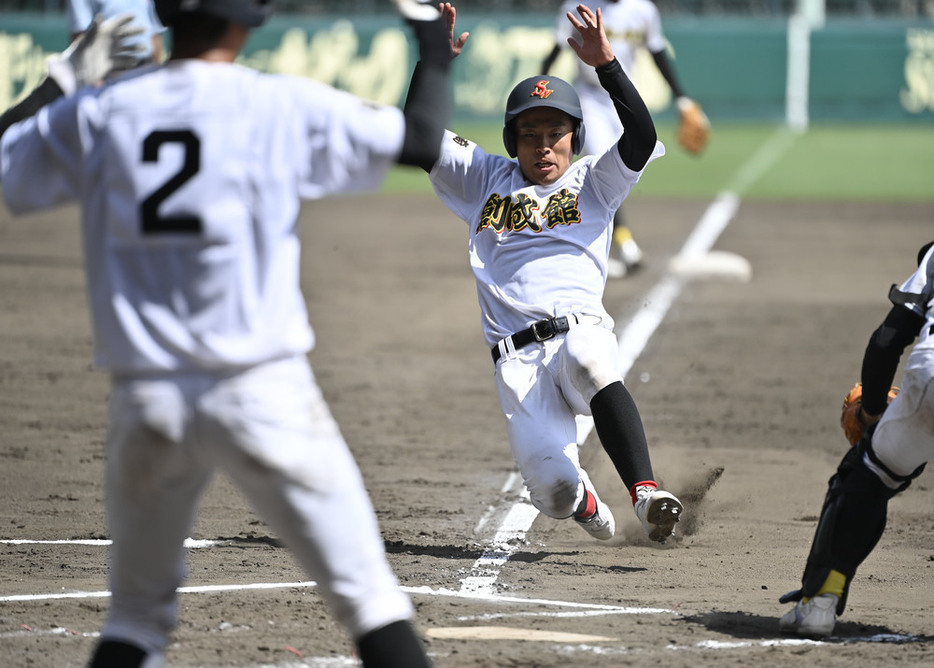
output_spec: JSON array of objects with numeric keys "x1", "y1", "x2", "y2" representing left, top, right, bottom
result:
[{"x1": 491, "y1": 315, "x2": 572, "y2": 364}]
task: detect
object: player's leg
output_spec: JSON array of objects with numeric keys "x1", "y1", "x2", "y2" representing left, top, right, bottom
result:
[
  {"x1": 559, "y1": 321, "x2": 682, "y2": 543},
  {"x1": 777, "y1": 437, "x2": 918, "y2": 637},
  {"x1": 869, "y1": 361, "x2": 934, "y2": 481},
  {"x1": 493, "y1": 344, "x2": 614, "y2": 538},
  {"x1": 90, "y1": 376, "x2": 213, "y2": 666},
  {"x1": 779, "y1": 368, "x2": 932, "y2": 638},
  {"x1": 203, "y1": 357, "x2": 429, "y2": 667}
]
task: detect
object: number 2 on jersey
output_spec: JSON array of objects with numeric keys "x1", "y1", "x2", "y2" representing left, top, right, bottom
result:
[{"x1": 141, "y1": 130, "x2": 203, "y2": 235}]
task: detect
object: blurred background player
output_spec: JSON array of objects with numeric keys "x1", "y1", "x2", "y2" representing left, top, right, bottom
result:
[
  {"x1": 426, "y1": 4, "x2": 684, "y2": 546},
  {"x1": 542, "y1": 0, "x2": 708, "y2": 278},
  {"x1": 0, "y1": 0, "x2": 459, "y2": 665},
  {"x1": 779, "y1": 241, "x2": 934, "y2": 638},
  {"x1": 68, "y1": 0, "x2": 165, "y2": 63}
]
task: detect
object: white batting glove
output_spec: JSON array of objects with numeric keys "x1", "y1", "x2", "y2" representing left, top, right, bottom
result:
[
  {"x1": 391, "y1": 0, "x2": 442, "y2": 21},
  {"x1": 46, "y1": 12, "x2": 146, "y2": 95}
]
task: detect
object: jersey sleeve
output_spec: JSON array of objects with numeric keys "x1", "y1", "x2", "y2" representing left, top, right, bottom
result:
[
  {"x1": 0, "y1": 95, "x2": 85, "y2": 214},
  {"x1": 428, "y1": 130, "x2": 502, "y2": 224},
  {"x1": 292, "y1": 79, "x2": 406, "y2": 200},
  {"x1": 644, "y1": 3, "x2": 668, "y2": 54},
  {"x1": 589, "y1": 138, "x2": 665, "y2": 211}
]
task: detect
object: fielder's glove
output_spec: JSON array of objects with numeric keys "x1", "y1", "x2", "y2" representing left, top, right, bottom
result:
[
  {"x1": 840, "y1": 382, "x2": 900, "y2": 446},
  {"x1": 46, "y1": 12, "x2": 146, "y2": 96},
  {"x1": 676, "y1": 97, "x2": 710, "y2": 156}
]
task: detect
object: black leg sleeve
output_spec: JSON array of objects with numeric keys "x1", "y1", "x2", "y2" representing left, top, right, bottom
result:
[
  {"x1": 590, "y1": 381, "x2": 655, "y2": 490},
  {"x1": 356, "y1": 620, "x2": 432, "y2": 668},
  {"x1": 87, "y1": 640, "x2": 147, "y2": 667}
]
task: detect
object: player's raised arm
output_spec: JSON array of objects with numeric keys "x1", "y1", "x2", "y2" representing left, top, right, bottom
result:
[
  {"x1": 567, "y1": 3, "x2": 657, "y2": 171},
  {"x1": 396, "y1": 2, "x2": 468, "y2": 172},
  {"x1": 0, "y1": 13, "x2": 144, "y2": 144}
]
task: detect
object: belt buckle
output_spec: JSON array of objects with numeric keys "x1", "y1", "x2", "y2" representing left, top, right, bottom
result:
[{"x1": 530, "y1": 318, "x2": 556, "y2": 342}]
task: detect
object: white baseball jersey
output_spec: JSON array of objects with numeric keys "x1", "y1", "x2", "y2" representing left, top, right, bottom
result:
[
  {"x1": 429, "y1": 130, "x2": 664, "y2": 346},
  {"x1": 555, "y1": 0, "x2": 667, "y2": 88},
  {"x1": 1, "y1": 61, "x2": 405, "y2": 374}
]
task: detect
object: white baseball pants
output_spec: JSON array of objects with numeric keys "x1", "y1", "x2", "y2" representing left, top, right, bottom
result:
[
  {"x1": 868, "y1": 347, "x2": 934, "y2": 487},
  {"x1": 101, "y1": 356, "x2": 413, "y2": 654},
  {"x1": 494, "y1": 320, "x2": 623, "y2": 519}
]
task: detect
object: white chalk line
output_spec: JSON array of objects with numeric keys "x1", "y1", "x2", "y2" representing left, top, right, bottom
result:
[
  {"x1": 0, "y1": 580, "x2": 319, "y2": 603},
  {"x1": 1, "y1": 582, "x2": 921, "y2": 652},
  {"x1": 459, "y1": 126, "x2": 797, "y2": 597},
  {"x1": 0, "y1": 538, "x2": 217, "y2": 548}
]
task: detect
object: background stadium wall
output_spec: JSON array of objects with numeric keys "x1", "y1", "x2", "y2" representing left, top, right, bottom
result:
[{"x1": 1, "y1": 13, "x2": 932, "y2": 124}]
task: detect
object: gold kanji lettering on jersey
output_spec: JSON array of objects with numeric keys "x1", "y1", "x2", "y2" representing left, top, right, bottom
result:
[
  {"x1": 476, "y1": 189, "x2": 580, "y2": 235},
  {"x1": 542, "y1": 189, "x2": 581, "y2": 229}
]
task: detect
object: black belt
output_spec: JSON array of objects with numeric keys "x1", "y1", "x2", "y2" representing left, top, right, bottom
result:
[{"x1": 491, "y1": 316, "x2": 570, "y2": 364}]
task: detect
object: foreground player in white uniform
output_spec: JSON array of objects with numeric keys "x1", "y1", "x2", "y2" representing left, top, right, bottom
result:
[
  {"x1": 779, "y1": 241, "x2": 934, "y2": 638},
  {"x1": 542, "y1": 0, "x2": 704, "y2": 278},
  {"x1": 429, "y1": 4, "x2": 683, "y2": 544},
  {"x1": 0, "y1": 1, "x2": 458, "y2": 666}
]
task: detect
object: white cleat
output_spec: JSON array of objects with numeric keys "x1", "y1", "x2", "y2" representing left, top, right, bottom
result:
[
  {"x1": 779, "y1": 593, "x2": 838, "y2": 638},
  {"x1": 634, "y1": 489, "x2": 683, "y2": 544},
  {"x1": 575, "y1": 499, "x2": 616, "y2": 540},
  {"x1": 574, "y1": 471, "x2": 615, "y2": 540}
]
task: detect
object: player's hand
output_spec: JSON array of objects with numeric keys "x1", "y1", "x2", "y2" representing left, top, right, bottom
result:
[
  {"x1": 47, "y1": 12, "x2": 146, "y2": 95},
  {"x1": 442, "y1": 3, "x2": 470, "y2": 60},
  {"x1": 566, "y1": 4, "x2": 614, "y2": 69},
  {"x1": 398, "y1": 2, "x2": 464, "y2": 66}
]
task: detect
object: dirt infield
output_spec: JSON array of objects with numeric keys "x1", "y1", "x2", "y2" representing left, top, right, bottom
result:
[{"x1": 1, "y1": 193, "x2": 933, "y2": 667}]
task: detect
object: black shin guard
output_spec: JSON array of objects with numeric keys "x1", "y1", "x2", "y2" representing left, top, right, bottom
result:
[
  {"x1": 590, "y1": 382, "x2": 654, "y2": 490},
  {"x1": 785, "y1": 438, "x2": 921, "y2": 615},
  {"x1": 356, "y1": 620, "x2": 431, "y2": 668}
]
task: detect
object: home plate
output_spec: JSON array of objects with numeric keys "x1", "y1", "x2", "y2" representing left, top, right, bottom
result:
[
  {"x1": 426, "y1": 626, "x2": 617, "y2": 642},
  {"x1": 668, "y1": 250, "x2": 752, "y2": 282}
]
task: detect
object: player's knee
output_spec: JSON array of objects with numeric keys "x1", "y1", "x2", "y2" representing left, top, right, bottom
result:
[
  {"x1": 856, "y1": 430, "x2": 926, "y2": 493},
  {"x1": 563, "y1": 326, "x2": 621, "y2": 401},
  {"x1": 526, "y1": 470, "x2": 581, "y2": 519}
]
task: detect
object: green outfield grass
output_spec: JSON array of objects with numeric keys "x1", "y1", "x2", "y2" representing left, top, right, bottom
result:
[{"x1": 383, "y1": 122, "x2": 934, "y2": 202}]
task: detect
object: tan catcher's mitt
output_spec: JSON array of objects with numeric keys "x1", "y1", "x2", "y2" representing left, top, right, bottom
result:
[
  {"x1": 676, "y1": 97, "x2": 710, "y2": 155},
  {"x1": 840, "y1": 382, "x2": 900, "y2": 446}
]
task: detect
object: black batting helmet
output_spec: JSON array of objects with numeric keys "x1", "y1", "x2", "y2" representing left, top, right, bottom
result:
[
  {"x1": 155, "y1": 0, "x2": 273, "y2": 28},
  {"x1": 502, "y1": 76, "x2": 586, "y2": 158}
]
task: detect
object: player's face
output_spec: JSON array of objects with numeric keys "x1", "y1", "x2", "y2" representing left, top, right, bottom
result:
[{"x1": 514, "y1": 108, "x2": 575, "y2": 186}]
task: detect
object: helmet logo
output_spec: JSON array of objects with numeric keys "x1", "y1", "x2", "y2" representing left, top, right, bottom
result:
[{"x1": 530, "y1": 80, "x2": 554, "y2": 99}]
